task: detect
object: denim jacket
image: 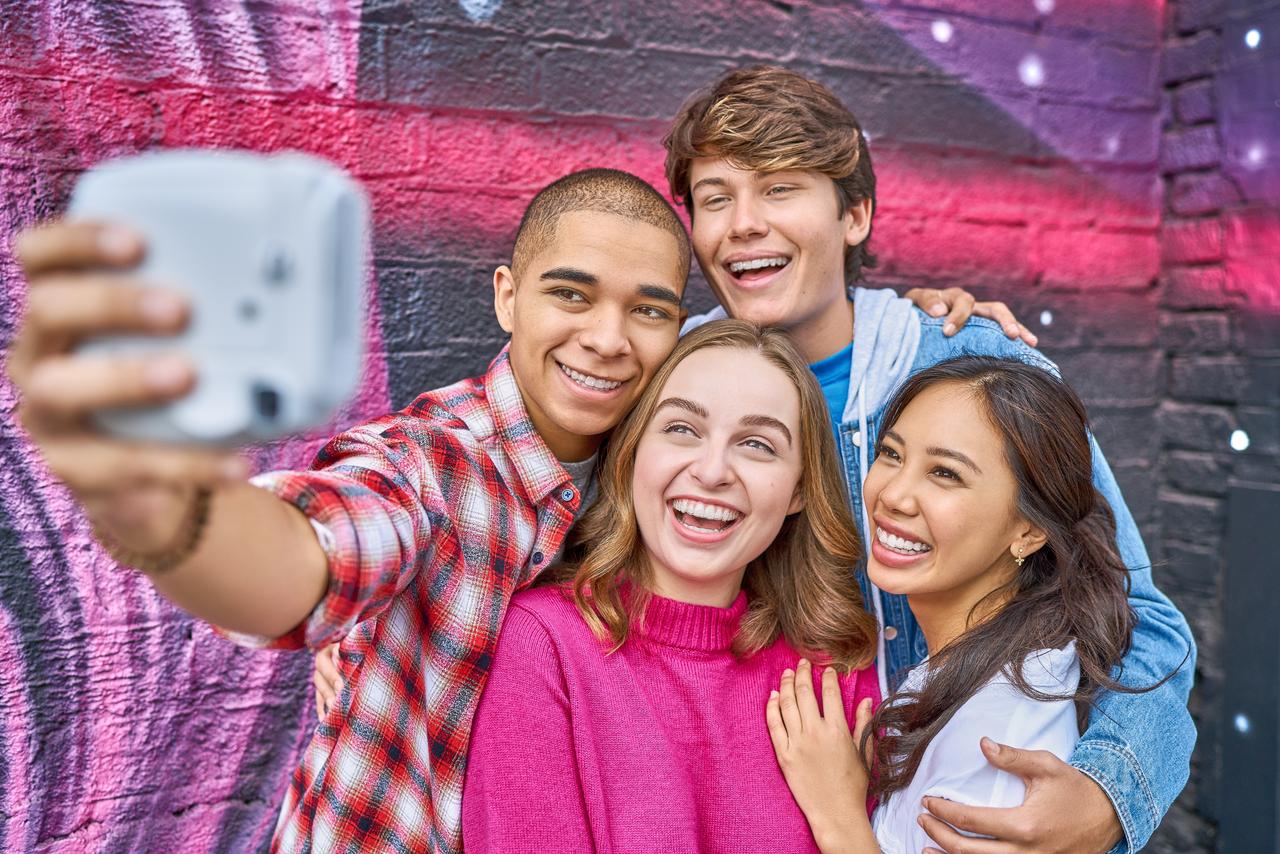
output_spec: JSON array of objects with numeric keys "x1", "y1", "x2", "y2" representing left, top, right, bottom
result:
[{"x1": 841, "y1": 311, "x2": 1196, "y2": 853}]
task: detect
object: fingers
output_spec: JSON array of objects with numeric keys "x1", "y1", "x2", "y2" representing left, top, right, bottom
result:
[
  {"x1": 314, "y1": 665, "x2": 336, "y2": 719},
  {"x1": 777, "y1": 667, "x2": 804, "y2": 735},
  {"x1": 41, "y1": 435, "x2": 247, "y2": 495},
  {"x1": 941, "y1": 288, "x2": 976, "y2": 336},
  {"x1": 14, "y1": 221, "x2": 144, "y2": 276},
  {"x1": 24, "y1": 276, "x2": 189, "y2": 341},
  {"x1": 22, "y1": 352, "x2": 196, "y2": 422},
  {"x1": 821, "y1": 666, "x2": 851, "y2": 733},
  {"x1": 922, "y1": 795, "x2": 1025, "y2": 843},
  {"x1": 971, "y1": 301, "x2": 1039, "y2": 347},
  {"x1": 794, "y1": 658, "x2": 822, "y2": 722},
  {"x1": 766, "y1": 690, "x2": 789, "y2": 753},
  {"x1": 905, "y1": 287, "x2": 948, "y2": 318},
  {"x1": 980, "y1": 738, "x2": 1061, "y2": 779},
  {"x1": 919, "y1": 807, "x2": 1014, "y2": 854},
  {"x1": 851, "y1": 696, "x2": 873, "y2": 744}
]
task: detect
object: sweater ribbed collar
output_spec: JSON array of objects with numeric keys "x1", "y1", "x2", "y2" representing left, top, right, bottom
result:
[{"x1": 634, "y1": 590, "x2": 748, "y2": 653}]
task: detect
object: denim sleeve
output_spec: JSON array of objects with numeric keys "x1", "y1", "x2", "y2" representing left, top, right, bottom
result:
[{"x1": 1071, "y1": 436, "x2": 1197, "y2": 853}]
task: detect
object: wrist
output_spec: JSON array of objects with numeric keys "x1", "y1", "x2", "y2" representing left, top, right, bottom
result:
[{"x1": 93, "y1": 486, "x2": 213, "y2": 574}]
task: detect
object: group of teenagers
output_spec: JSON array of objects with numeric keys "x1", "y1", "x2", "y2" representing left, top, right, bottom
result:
[{"x1": 9, "y1": 66, "x2": 1195, "y2": 853}]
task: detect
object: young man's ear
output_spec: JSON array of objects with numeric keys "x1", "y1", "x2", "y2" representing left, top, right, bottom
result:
[
  {"x1": 493, "y1": 265, "x2": 517, "y2": 334},
  {"x1": 842, "y1": 197, "x2": 872, "y2": 248}
]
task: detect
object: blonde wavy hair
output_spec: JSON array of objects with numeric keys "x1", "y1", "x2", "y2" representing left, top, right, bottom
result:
[{"x1": 555, "y1": 320, "x2": 877, "y2": 672}]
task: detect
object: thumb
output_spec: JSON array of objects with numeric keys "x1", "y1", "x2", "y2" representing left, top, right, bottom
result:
[{"x1": 980, "y1": 737, "x2": 1061, "y2": 780}]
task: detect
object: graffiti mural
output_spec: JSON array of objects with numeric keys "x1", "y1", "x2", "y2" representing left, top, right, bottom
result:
[{"x1": 0, "y1": 0, "x2": 1274, "y2": 850}]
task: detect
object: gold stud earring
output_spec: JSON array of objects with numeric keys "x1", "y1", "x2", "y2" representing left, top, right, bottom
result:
[{"x1": 1014, "y1": 545, "x2": 1025, "y2": 567}]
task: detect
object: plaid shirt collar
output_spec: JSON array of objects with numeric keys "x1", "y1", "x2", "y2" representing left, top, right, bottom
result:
[{"x1": 484, "y1": 345, "x2": 576, "y2": 504}]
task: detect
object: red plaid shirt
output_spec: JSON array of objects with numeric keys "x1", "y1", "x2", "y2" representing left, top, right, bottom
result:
[{"x1": 239, "y1": 347, "x2": 581, "y2": 853}]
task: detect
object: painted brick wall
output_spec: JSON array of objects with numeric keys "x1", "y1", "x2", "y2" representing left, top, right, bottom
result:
[{"x1": 0, "y1": 1, "x2": 1274, "y2": 850}]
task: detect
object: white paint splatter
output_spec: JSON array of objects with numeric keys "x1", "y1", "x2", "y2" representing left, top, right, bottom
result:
[
  {"x1": 1245, "y1": 142, "x2": 1267, "y2": 168},
  {"x1": 1039, "y1": 310, "x2": 1054, "y2": 327},
  {"x1": 1105, "y1": 134, "x2": 1121, "y2": 156},
  {"x1": 1230, "y1": 429, "x2": 1251, "y2": 452},
  {"x1": 1018, "y1": 54, "x2": 1045, "y2": 87},
  {"x1": 931, "y1": 20, "x2": 954, "y2": 44},
  {"x1": 1034, "y1": 0, "x2": 1055, "y2": 14},
  {"x1": 1245, "y1": 28, "x2": 1262, "y2": 49},
  {"x1": 460, "y1": 0, "x2": 502, "y2": 23}
]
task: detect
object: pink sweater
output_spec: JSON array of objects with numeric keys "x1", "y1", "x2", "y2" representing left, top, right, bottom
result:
[{"x1": 461, "y1": 585, "x2": 880, "y2": 853}]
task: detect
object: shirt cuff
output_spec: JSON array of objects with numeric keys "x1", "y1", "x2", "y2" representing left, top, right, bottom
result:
[{"x1": 1071, "y1": 739, "x2": 1159, "y2": 854}]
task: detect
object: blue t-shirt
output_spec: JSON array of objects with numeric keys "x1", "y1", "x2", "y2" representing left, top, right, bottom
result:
[{"x1": 809, "y1": 342, "x2": 853, "y2": 438}]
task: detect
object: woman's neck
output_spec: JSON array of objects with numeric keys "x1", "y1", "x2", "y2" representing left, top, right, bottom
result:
[{"x1": 909, "y1": 581, "x2": 1013, "y2": 657}]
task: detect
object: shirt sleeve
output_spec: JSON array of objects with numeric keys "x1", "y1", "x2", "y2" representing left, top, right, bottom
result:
[
  {"x1": 1072, "y1": 435, "x2": 1197, "y2": 854},
  {"x1": 461, "y1": 604, "x2": 595, "y2": 852},
  {"x1": 235, "y1": 419, "x2": 443, "y2": 650}
]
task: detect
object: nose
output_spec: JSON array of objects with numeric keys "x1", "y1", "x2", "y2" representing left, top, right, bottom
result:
[
  {"x1": 688, "y1": 438, "x2": 734, "y2": 490},
  {"x1": 728, "y1": 195, "x2": 768, "y2": 241},
  {"x1": 578, "y1": 306, "x2": 632, "y2": 360},
  {"x1": 876, "y1": 467, "x2": 919, "y2": 517}
]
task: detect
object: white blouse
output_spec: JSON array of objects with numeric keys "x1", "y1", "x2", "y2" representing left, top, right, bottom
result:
[{"x1": 871, "y1": 643, "x2": 1081, "y2": 854}]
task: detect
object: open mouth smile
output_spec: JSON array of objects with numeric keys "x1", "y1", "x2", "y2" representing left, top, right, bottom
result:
[
  {"x1": 670, "y1": 497, "x2": 743, "y2": 535},
  {"x1": 558, "y1": 361, "x2": 625, "y2": 392},
  {"x1": 725, "y1": 255, "x2": 791, "y2": 283}
]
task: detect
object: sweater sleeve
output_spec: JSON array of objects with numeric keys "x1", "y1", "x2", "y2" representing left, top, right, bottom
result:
[{"x1": 462, "y1": 602, "x2": 595, "y2": 852}]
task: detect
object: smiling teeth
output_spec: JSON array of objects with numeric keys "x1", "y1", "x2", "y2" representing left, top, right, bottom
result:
[
  {"x1": 728, "y1": 257, "x2": 789, "y2": 273},
  {"x1": 672, "y1": 498, "x2": 741, "y2": 523},
  {"x1": 876, "y1": 526, "x2": 931, "y2": 553},
  {"x1": 560, "y1": 363, "x2": 622, "y2": 391}
]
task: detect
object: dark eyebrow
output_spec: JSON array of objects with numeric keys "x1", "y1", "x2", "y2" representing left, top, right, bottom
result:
[
  {"x1": 741, "y1": 414, "x2": 793, "y2": 446},
  {"x1": 638, "y1": 284, "x2": 682, "y2": 307},
  {"x1": 656, "y1": 397, "x2": 707, "y2": 418},
  {"x1": 540, "y1": 266, "x2": 597, "y2": 286},
  {"x1": 690, "y1": 176, "x2": 727, "y2": 194},
  {"x1": 884, "y1": 430, "x2": 981, "y2": 475}
]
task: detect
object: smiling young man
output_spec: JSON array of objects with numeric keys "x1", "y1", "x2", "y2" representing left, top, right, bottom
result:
[
  {"x1": 667, "y1": 66, "x2": 1196, "y2": 854},
  {"x1": 7, "y1": 168, "x2": 689, "y2": 854}
]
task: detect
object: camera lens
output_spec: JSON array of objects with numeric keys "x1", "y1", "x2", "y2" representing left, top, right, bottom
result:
[{"x1": 252, "y1": 383, "x2": 281, "y2": 420}]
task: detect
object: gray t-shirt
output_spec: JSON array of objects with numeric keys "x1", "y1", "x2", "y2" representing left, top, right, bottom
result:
[{"x1": 547, "y1": 453, "x2": 599, "y2": 568}]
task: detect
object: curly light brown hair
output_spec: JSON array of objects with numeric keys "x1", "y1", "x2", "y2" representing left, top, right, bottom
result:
[
  {"x1": 554, "y1": 320, "x2": 877, "y2": 672},
  {"x1": 664, "y1": 65, "x2": 878, "y2": 283}
]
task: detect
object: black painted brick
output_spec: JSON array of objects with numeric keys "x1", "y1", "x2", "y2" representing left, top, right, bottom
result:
[
  {"x1": 1173, "y1": 79, "x2": 1216, "y2": 124},
  {"x1": 1157, "y1": 401, "x2": 1236, "y2": 451},
  {"x1": 1170, "y1": 172, "x2": 1239, "y2": 216},
  {"x1": 1176, "y1": 0, "x2": 1228, "y2": 35},
  {"x1": 1161, "y1": 31, "x2": 1221, "y2": 83},
  {"x1": 1166, "y1": 450, "x2": 1233, "y2": 495},
  {"x1": 1161, "y1": 313, "x2": 1232, "y2": 352},
  {"x1": 1054, "y1": 350, "x2": 1162, "y2": 405},
  {"x1": 1160, "y1": 125, "x2": 1221, "y2": 173},
  {"x1": 1159, "y1": 490, "x2": 1225, "y2": 543},
  {"x1": 1162, "y1": 266, "x2": 1231, "y2": 309},
  {"x1": 1170, "y1": 355, "x2": 1248, "y2": 403}
]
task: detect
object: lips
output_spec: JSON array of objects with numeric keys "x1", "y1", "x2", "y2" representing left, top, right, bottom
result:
[
  {"x1": 723, "y1": 253, "x2": 792, "y2": 284},
  {"x1": 668, "y1": 496, "x2": 744, "y2": 542},
  {"x1": 557, "y1": 361, "x2": 627, "y2": 394}
]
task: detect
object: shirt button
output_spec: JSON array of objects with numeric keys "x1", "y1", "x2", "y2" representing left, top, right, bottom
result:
[
  {"x1": 883, "y1": 625, "x2": 898, "y2": 640},
  {"x1": 560, "y1": 487, "x2": 576, "y2": 502},
  {"x1": 851, "y1": 431, "x2": 862, "y2": 447},
  {"x1": 532, "y1": 551, "x2": 544, "y2": 565}
]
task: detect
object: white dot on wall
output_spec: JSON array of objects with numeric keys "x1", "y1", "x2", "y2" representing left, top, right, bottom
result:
[
  {"x1": 1246, "y1": 143, "x2": 1267, "y2": 168},
  {"x1": 1230, "y1": 429, "x2": 1251, "y2": 452},
  {"x1": 931, "y1": 19, "x2": 954, "y2": 44},
  {"x1": 1019, "y1": 54, "x2": 1046, "y2": 88},
  {"x1": 459, "y1": 0, "x2": 501, "y2": 22},
  {"x1": 1245, "y1": 28, "x2": 1262, "y2": 49},
  {"x1": 1234, "y1": 712, "x2": 1252, "y2": 734},
  {"x1": 1039, "y1": 310, "x2": 1054, "y2": 327},
  {"x1": 1105, "y1": 134, "x2": 1121, "y2": 156},
  {"x1": 1034, "y1": 0, "x2": 1055, "y2": 14}
]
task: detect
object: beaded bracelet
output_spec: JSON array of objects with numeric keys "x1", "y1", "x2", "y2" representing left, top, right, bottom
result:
[{"x1": 95, "y1": 487, "x2": 213, "y2": 575}]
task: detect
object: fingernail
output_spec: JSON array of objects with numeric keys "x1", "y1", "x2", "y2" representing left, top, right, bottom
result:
[
  {"x1": 928, "y1": 303, "x2": 946, "y2": 317},
  {"x1": 982, "y1": 737, "x2": 1000, "y2": 755},
  {"x1": 917, "y1": 815, "x2": 926, "y2": 828},
  {"x1": 943, "y1": 322, "x2": 956, "y2": 335},
  {"x1": 799, "y1": 658, "x2": 810, "y2": 667},
  {"x1": 770, "y1": 690, "x2": 779, "y2": 699},
  {"x1": 99, "y1": 226, "x2": 140, "y2": 260},
  {"x1": 145, "y1": 356, "x2": 191, "y2": 391},
  {"x1": 783, "y1": 668, "x2": 794, "y2": 677},
  {"x1": 140, "y1": 291, "x2": 185, "y2": 325}
]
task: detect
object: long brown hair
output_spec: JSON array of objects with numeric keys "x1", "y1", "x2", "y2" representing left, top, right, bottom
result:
[
  {"x1": 557, "y1": 320, "x2": 877, "y2": 671},
  {"x1": 864, "y1": 356, "x2": 1172, "y2": 798}
]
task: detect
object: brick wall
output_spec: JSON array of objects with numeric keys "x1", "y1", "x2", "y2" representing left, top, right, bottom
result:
[{"x1": 0, "y1": 1, "x2": 1274, "y2": 849}]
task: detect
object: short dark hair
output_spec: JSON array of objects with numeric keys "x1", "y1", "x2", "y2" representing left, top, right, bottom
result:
[
  {"x1": 664, "y1": 65, "x2": 878, "y2": 284},
  {"x1": 512, "y1": 168, "x2": 691, "y2": 281}
]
